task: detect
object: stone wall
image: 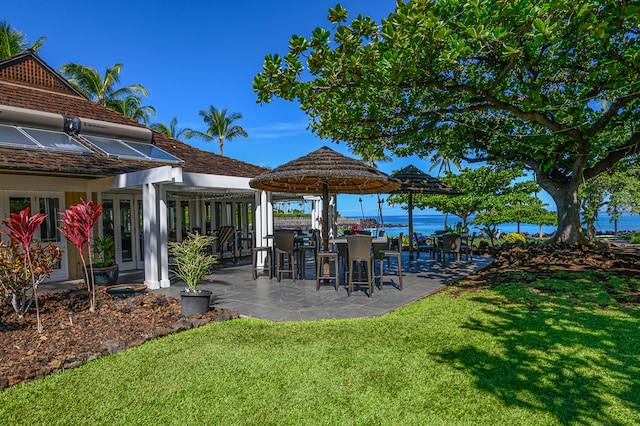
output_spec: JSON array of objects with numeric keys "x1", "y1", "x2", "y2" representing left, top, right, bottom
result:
[{"x1": 274, "y1": 216, "x2": 378, "y2": 231}]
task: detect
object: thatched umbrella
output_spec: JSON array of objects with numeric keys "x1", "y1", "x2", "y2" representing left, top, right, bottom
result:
[
  {"x1": 391, "y1": 164, "x2": 460, "y2": 260},
  {"x1": 249, "y1": 146, "x2": 400, "y2": 253}
]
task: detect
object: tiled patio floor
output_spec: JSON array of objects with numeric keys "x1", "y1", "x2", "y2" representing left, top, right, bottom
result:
[{"x1": 43, "y1": 253, "x2": 493, "y2": 322}]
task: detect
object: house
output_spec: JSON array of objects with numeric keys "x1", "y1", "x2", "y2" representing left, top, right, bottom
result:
[{"x1": 0, "y1": 51, "x2": 276, "y2": 289}]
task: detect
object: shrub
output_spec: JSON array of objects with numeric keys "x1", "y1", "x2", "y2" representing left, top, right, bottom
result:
[
  {"x1": 502, "y1": 232, "x2": 527, "y2": 244},
  {"x1": 630, "y1": 233, "x2": 640, "y2": 244},
  {"x1": 168, "y1": 232, "x2": 217, "y2": 291}
]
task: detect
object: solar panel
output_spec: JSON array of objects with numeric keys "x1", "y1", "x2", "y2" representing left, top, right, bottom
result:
[
  {"x1": 127, "y1": 140, "x2": 183, "y2": 163},
  {"x1": 0, "y1": 124, "x2": 40, "y2": 148},
  {"x1": 83, "y1": 135, "x2": 145, "y2": 158},
  {"x1": 22, "y1": 127, "x2": 93, "y2": 154},
  {"x1": 82, "y1": 135, "x2": 183, "y2": 163}
]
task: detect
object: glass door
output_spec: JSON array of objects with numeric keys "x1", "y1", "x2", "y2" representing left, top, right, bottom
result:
[
  {"x1": 102, "y1": 195, "x2": 139, "y2": 271},
  {"x1": 3, "y1": 192, "x2": 68, "y2": 281}
]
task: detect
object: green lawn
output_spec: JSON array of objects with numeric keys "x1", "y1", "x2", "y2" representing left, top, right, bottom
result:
[{"x1": 1, "y1": 271, "x2": 638, "y2": 425}]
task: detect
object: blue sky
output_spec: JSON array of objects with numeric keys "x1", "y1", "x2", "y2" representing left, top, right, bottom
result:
[{"x1": 3, "y1": 1, "x2": 550, "y2": 218}]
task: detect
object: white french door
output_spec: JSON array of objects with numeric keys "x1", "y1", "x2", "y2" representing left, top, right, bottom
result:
[
  {"x1": 1, "y1": 191, "x2": 68, "y2": 281},
  {"x1": 101, "y1": 194, "x2": 144, "y2": 271}
]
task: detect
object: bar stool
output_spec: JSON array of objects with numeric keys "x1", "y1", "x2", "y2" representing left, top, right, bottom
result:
[
  {"x1": 346, "y1": 235, "x2": 374, "y2": 297},
  {"x1": 381, "y1": 249, "x2": 403, "y2": 291},
  {"x1": 316, "y1": 251, "x2": 339, "y2": 291},
  {"x1": 252, "y1": 246, "x2": 273, "y2": 280},
  {"x1": 274, "y1": 231, "x2": 298, "y2": 282}
]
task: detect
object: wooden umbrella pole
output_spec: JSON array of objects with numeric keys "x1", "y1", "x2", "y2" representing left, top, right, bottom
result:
[
  {"x1": 322, "y1": 181, "x2": 330, "y2": 275},
  {"x1": 408, "y1": 192, "x2": 414, "y2": 260}
]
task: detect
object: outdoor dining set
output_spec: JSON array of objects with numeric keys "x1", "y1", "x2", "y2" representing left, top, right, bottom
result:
[{"x1": 251, "y1": 229, "x2": 476, "y2": 297}]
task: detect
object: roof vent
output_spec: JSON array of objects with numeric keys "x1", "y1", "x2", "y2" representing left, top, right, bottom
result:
[
  {"x1": 0, "y1": 105, "x2": 65, "y2": 131},
  {"x1": 66, "y1": 117, "x2": 153, "y2": 143}
]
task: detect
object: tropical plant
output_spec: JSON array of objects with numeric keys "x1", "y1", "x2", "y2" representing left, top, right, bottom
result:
[
  {"x1": 151, "y1": 117, "x2": 188, "y2": 139},
  {"x1": 253, "y1": 1, "x2": 640, "y2": 244},
  {"x1": 0, "y1": 208, "x2": 51, "y2": 332},
  {"x1": 502, "y1": 232, "x2": 527, "y2": 245},
  {"x1": 0, "y1": 21, "x2": 45, "y2": 59},
  {"x1": 106, "y1": 95, "x2": 156, "y2": 124},
  {"x1": 92, "y1": 234, "x2": 115, "y2": 268},
  {"x1": 0, "y1": 240, "x2": 61, "y2": 321},
  {"x1": 58, "y1": 199, "x2": 103, "y2": 313},
  {"x1": 185, "y1": 106, "x2": 248, "y2": 156},
  {"x1": 389, "y1": 166, "x2": 531, "y2": 231},
  {"x1": 580, "y1": 158, "x2": 640, "y2": 239},
  {"x1": 60, "y1": 63, "x2": 149, "y2": 108},
  {"x1": 168, "y1": 232, "x2": 217, "y2": 291}
]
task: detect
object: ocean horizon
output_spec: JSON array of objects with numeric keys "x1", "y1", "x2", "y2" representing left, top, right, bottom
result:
[{"x1": 344, "y1": 212, "x2": 640, "y2": 237}]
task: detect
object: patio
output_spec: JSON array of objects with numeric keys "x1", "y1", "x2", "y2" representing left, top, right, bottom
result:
[{"x1": 43, "y1": 252, "x2": 492, "y2": 322}]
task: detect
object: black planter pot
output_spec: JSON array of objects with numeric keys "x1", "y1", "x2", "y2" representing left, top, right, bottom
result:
[
  {"x1": 180, "y1": 290, "x2": 212, "y2": 317},
  {"x1": 85, "y1": 264, "x2": 119, "y2": 286}
]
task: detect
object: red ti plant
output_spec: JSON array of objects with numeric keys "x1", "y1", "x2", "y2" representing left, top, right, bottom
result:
[
  {"x1": 58, "y1": 199, "x2": 103, "y2": 313},
  {"x1": 0, "y1": 207, "x2": 48, "y2": 332}
]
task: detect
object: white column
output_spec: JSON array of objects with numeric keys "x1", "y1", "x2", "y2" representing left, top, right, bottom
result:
[
  {"x1": 143, "y1": 183, "x2": 159, "y2": 289},
  {"x1": 253, "y1": 190, "x2": 273, "y2": 269},
  {"x1": 158, "y1": 184, "x2": 170, "y2": 288}
]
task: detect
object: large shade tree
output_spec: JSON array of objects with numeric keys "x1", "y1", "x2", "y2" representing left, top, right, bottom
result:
[
  {"x1": 185, "y1": 106, "x2": 248, "y2": 156},
  {"x1": 253, "y1": 0, "x2": 640, "y2": 244},
  {"x1": 0, "y1": 21, "x2": 45, "y2": 59}
]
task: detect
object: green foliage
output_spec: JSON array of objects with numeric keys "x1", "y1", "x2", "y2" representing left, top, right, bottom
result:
[
  {"x1": 580, "y1": 158, "x2": 640, "y2": 240},
  {"x1": 184, "y1": 106, "x2": 248, "y2": 156},
  {"x1": 630, "y1": 233, "x2": 640, "y2": 244},
  {"x1": 60, "y1": 63, "x2": 150, "y2": 116},
  {"x1": 0, "y1": 21, "x2": 45, "y2": 59},
  {"x1": 0, "y1": 240, "x2": 61, "y2": 319},
  {"x1": 92, "y1": 234, "x2": 115, "y2": 267},
  {"x1": 502, "y1": 232, "x2": 526, "y2": 244},
  {"x1": 254, "y1": 0, "x2": 640, "y2": 243},
  {"x1": 168, "y1": 232, "x2": 217, "y2": 291}
]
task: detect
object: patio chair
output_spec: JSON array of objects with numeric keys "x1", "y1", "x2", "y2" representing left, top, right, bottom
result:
[
  {"x1": 375, "y1": 238, "x2": 403, "y2": 291},
  {"x1": 460, "y1": 231, "x2": 476, "y2": 260},
  {"x1": 415, "y1": 233, "x2": 436, "y2": 259},
  {"x1": 216, "y1": 226, "x2": 237, "y2": 263},
  {"x1": 298, "y1": 229, "x2": 320, "y2": 280},
  {"x1": 437, "y1": 233, "x2": 462, "y2": 265},
  {"x1": 274, "y1": 231, "x2": 299, "y2": 282},
  {"x1": 346, "y1": 234, "x2": 374, "y2": 297}
]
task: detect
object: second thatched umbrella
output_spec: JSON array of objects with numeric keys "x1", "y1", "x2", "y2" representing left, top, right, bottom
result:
[
  {"x1": 391, "y1": 164, "x2": 460, "y2": 260},
  {"x1": 249, "y1": 146, "x2": 400, "y2": 253}
]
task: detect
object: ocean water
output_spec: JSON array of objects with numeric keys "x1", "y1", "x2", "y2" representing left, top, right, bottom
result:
[{"x1": 347, "y1": 213, "x2": 640, "y2": 237}]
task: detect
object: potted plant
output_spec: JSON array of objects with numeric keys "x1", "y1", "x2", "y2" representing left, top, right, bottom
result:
[
  {"x1": 168, "y1": 232, "x2": 217, "y2": 316},
  {"x1": 89, "y1": 234, "x2": 119, "y2": 286}
]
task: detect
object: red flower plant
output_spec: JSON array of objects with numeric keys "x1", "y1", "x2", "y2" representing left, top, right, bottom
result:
[
  {"x1": 1, "y1": 207, "x2": 48, "y2": 332},
  {"x1": 58, "y1": 199, "x2": 103, "y2": 312}
]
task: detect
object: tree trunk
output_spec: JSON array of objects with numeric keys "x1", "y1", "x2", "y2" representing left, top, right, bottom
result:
[{"x1": 536, "y1": 174, "x2": 588, "y2": 244}]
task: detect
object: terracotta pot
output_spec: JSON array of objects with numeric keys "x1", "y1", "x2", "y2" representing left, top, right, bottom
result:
[{"x1": 180, "y1": 290, "x2": 212, "y2": 317}]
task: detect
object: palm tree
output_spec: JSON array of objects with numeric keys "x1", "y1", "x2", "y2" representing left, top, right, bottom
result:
[
  {"x1": 151, "y1": 117, "x2": 188, "y2": 139},
  {"x1": 0, "y1": 21, "x2": 45, "y2": 59},
  {"x1": 185, "y1": 106, "x2": 248, "y2": 156},
  {"x1": 107, "y1": 95, "x2": 156, "y2": 124},
  {"x1": 60, "y1": 63, "x2": 149, "y2": 107}
]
